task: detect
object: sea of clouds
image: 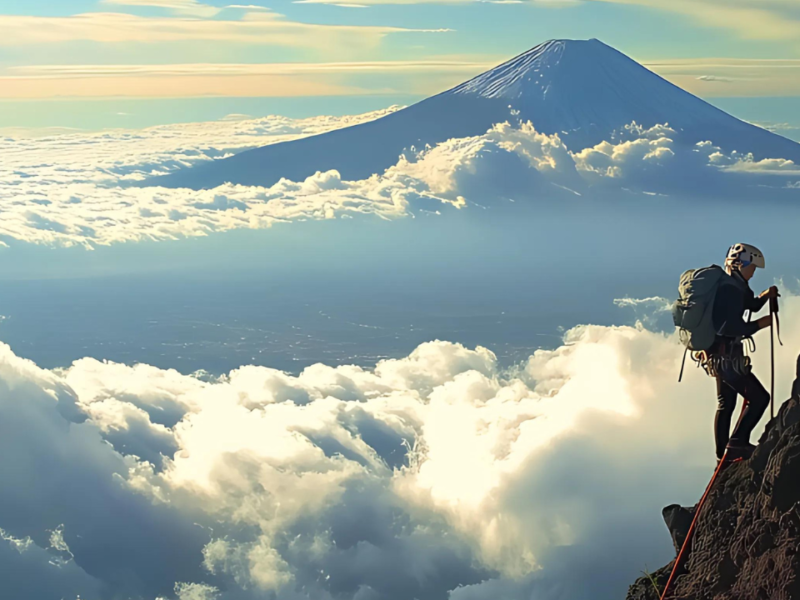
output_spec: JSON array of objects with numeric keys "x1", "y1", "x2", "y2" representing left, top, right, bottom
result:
[
  {"x1": 2, "y1": 112, "x2": 799, "y2": 248},
  {"x1": 3, "y1": 108, "x2": 800, "y2": 599},
  {"x1": 2, "y1": 294, "x2": 798, "y2": 600}
]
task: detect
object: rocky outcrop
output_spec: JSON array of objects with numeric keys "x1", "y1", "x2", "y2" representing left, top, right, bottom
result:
[{"x1": 627, "y1": 357, "x2": 800, "y2": 600}]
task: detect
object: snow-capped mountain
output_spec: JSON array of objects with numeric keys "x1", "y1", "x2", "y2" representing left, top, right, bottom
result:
[{"x1": 153, "y1": 39, "x2": 800, "y2": 190}]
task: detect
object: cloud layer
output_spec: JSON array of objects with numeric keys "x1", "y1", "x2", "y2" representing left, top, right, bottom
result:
[
  {"x1": 283, "y1": 0, "x2": 800, "y2": 47},
  {"x1": 647, "y1": 58, "x2": 800, "y2": 97},
  {"x1": 1, "y1": 60, "x2": 488, "y2": 100},
  {"x1": 6, "y1": 56, "x2": 800, "y2": 101},
  {"x1": 102, "y1": 0, "x2": 226, "y2": 18},
  {"x1": 1, "y1": 114, "x2": 798, "y2": 248},
  {"x1": 0, "y1": 11, "x2": 443, "y2": 49},
  {"x1": 0, "y1": 109, "x2": 406, "y2": 246},
  {"x1": 2, "y1": 292, "x2": 798, "y2": 599}
]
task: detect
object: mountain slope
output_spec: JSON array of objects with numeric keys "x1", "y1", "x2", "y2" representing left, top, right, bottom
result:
[
  {"x1": 626, "y1": 357, "x2": 800, "y2": 600},
  {"x1": 152, "y1": 39, "x2": 800, "y2": 190}
]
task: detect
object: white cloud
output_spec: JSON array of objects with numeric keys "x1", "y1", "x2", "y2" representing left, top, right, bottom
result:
[
  {"x1": 0, "y1": 528, "x2": 33, "y2": 554},
  {"x1": 0, "y1": 11, "x2": 447, "y2": 49},
  {"x1": 0, "y1": 59, "x2": 489, "y2": 100},
  {"x1": 3, "y1": 293, "x2": 799, "y2": 598},
  {"x1": 16, "y1": 55, "x2": 800, "y2": 102},
  {"x1": 296, "y1": 0, "x2": 572, "y2": 5},
  {"x1": 613, "y1": 296, "x2": 671, "y2": 309},
  {"x1": 722, "y1": 156, "x2": 800, "y2": 174},
  {"x1": 0, "y1": 115, "x2": 796, "y2": 247},
  {"x1": 102, "y1": 0, "x2": 222, "y2": 18},
  {"x1": 9, "y1": 60, "x2": 488, "y2": 78},
  {"x1": 0, "y1": 108, "x2": 407, "y2": 247},
  {"x1": 572, "y1": 123, "x2": 678, "y2": 179},
  {"x1": 219, "y1": 113, "x2": 253, "y2": 121},
  {"x1": 0, "y1": 526, "x2": 104, "y2": 598},
  {"x1": 225, "y1": 4, "x2": 271, "y2": 9},
  {"x1": 697, "y1": 74, "x2": 734, "y2": 82},
  {"x1": 174, "y1": 582, "x2": 221, "y2": 600},
  {"x1": 0, "y1": 341, "x2": 214, "y2": 599},
  {"x1": 645, "y1": 58, "x2": 800, "y2": 97},
  {"x1": 614, "y1": 296, "x2": 674, "y2": 330}
]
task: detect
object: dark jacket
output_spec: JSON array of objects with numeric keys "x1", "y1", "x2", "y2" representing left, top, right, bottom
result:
[{"x1": 710, "y1": 272, "x2": 767, "y2": 350}]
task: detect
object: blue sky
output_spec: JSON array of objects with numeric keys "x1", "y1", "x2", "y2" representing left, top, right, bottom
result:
[{"x1": 1, "y1": 0, "x2": 800, "y2": 129}]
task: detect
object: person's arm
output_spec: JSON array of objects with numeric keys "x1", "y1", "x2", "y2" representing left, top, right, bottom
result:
[
  {"x1": 748, "y1": 285, "x2": 780, "y2": 312},
  {"x1": 746, "y1": 293, "x2": 768, "y2": 313},
  {"x1": 745, "y1": 285, "x2": 779, "y2": 312},
  {"x1": 715, "y1": 285, "x2": 764, "y2": 338}
]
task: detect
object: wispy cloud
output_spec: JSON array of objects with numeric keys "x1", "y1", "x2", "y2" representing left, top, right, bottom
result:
[
  {"x1": 294, "y1": 0, "x2": 576, "y2": 5},
  {"x1": 0, "y1": 72, "x2": 360, "y2": 100},
  {"x1": 590, "y1": 0, "x2": 800, "y2": 43},
  {"x1": 102, "y1": 1, "x2": 272, "y2": 16},
  {"x1": 0, "y1": 60, "x2": 489, "y2": 99},
  {"x1": 756, "y1": 122, "x2": 800, "y2": 132},
  {"x1": 292, "y1": 0, "x2": 527, "y2": 4},
  {"x1": 287, "y1": 0, "x2": 800, "y2": 44},
  {"x1": 723, "y1": 157, "x2": 800, "y2": 175},
  {"x1": 16, "y1": 52, "x2": 800, "y2": 102},
  {"x1": 101, "y1": 0, "x2": 221, "y2": 17},
  {"x1": 9, "y1": 60, "x2": 491, "y2": 77},
  {"x1": 696, "y1": 75, "x2": 734, "y2": 82},
  {"x1": 0, "y1": 12, "x2": 450, "y2": 49},
  {"x1": 225, "y1": 3, "x2": 271, "y2": 8},
  {"x1": 644, "y1": 58, "x2": 800, "y2": 97}
]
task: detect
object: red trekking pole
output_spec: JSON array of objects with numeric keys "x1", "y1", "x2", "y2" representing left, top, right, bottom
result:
[{"x1": 659, "y1": 452, "x2": 733, "y2": 600}]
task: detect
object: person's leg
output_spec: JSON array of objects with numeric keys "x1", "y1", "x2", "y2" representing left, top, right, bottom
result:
[
  {"x1": 729, "y1": 371, "x2": 770, "y2": 446},
  {"x1": 715, "y1": 376, "x2": 738, "y2": 460}
]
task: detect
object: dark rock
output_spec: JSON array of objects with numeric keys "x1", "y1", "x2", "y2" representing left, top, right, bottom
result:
[
  {"x1": 625, "y1": 563, "x2": 672, "y2": 600},
  {"x1": 662, "y1": 504, "x2": 696, "y2": 554},
  {"x1": 625, "y1": 358, "x2": 800, "y2": 600}
]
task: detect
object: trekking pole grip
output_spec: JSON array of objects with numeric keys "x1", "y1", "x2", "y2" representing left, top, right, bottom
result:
[{"x1": 771, "y1": 295, "x2": 783, "y2": 346}]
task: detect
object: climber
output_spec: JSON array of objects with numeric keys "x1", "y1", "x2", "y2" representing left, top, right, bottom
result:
[{"x1": 708, "y1": 243, "x2": 778, "y2": 460}]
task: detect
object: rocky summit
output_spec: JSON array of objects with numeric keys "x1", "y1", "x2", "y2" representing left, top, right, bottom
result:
[{"x1": 627, "y1": 356, "x2": 800, "y2": 600}]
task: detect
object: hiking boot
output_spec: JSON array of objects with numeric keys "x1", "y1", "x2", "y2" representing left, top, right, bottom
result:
[{"x1": 725, "y1": 441, "x2": 756, "y2": 460}]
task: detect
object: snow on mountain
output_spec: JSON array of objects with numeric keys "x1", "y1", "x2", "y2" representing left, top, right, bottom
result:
[
  {"x1": 448, "y1": 38, "x2": 570, "y2": 100},
  {"x1": 151, "y1": 39, "x2": 800, "y2": 191}
]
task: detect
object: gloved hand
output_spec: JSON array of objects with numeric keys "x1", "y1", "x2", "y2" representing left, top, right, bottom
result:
[{"x1": 760, "y1": 286, "x2": 780, "y2": 300}]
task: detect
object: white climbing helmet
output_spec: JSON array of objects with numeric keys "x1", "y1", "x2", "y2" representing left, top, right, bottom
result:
[{"x1": 726, "y1": 243, "x2": 765, "y2": 270}]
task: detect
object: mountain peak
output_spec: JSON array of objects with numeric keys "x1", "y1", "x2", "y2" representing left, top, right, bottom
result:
[
  {"x1": 448, "y1": 38, "x2": 620, "y2": 100},
  {"x1": 538, "y1": 37, "x2": 606, "y2": 46},
  {"x1": 150, "y1": 37, "x2": 800, "y2": 190}
]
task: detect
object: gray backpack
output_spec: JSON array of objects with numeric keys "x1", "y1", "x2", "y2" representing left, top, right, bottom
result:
[
  {"x1": 672, "y1": 265, "x2": 731, "y2": 352},
  {"x1": 672, "y1": 265, "x2": 728, "y2": 352},
  {"x1": 672, "y1": 265, "x2": 748, "y2": 380}
]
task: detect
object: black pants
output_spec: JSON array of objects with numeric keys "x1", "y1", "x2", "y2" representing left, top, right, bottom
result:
[{"x1": 714, "y1": 367, "x2": 770, "y2": 459}]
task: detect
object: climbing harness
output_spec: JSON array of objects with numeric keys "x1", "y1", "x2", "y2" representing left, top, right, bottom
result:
[
  {"x1": 686, "y1": 288, "x2": 780, "y2": 386},
  {"x1": 691, "y1": 340, "x2": 752, "y2": 380},
  {"x1": 707, "y1": 342, "x2": 752, "y2": 379},
  {"x1": 659, "y1": 450, "x2": 744, "y2": 600}
]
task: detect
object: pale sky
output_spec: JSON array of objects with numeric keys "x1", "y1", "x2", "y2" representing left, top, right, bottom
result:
[{"x1": 1, "y1": 0, "x2": 799, "y2": 129}]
